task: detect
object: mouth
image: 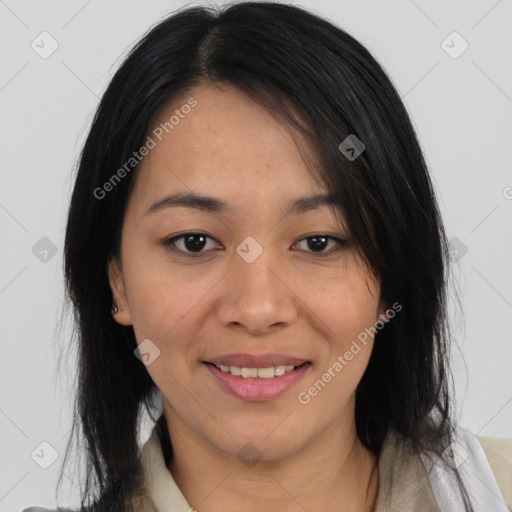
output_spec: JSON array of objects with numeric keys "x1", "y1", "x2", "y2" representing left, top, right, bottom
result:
[
  {"x1": 204, "y1": 361, "x2": 310, "y2": 379},
  {"x1": 203, "y1": 359, "x2": 312, "y2": 401}
]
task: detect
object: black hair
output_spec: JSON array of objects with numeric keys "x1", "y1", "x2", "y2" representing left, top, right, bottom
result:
[{"x1": 61, "y1": 2, "x2": 470, "y2": 510}]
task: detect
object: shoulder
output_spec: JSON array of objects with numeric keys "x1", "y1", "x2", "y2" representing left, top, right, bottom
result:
[{"x1": 478, "y1": 434, "x2": 512, "y2": 509}]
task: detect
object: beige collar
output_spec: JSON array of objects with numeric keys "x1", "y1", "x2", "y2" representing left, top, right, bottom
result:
[{"x1": 374, "y1": 429, "x2": 440, "y2": 511}]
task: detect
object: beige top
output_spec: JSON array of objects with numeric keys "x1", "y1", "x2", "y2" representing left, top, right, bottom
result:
[
  {"x1": 23, "y1": 426, "x2": 512, "y2": 512},
  {"x1": 131, "y1": 425, "x2": 512, "y2": 511}
]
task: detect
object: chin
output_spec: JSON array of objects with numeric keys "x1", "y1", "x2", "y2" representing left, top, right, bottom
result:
[{"x1": 213, "y1": 423, "x2": 311, "y2": 462}]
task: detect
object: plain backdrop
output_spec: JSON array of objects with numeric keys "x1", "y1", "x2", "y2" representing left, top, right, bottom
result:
[{"x1": 1, "y1": 0, "x2": 511, "y2": 510}]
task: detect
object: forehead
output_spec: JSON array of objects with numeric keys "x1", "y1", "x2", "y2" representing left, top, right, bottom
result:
[
  {"x1": 128, "y1": 83, "x2": 326, "y2": 213},
  {"x1": 151, "y1": 82, "x2": 299, "y2": 148}
]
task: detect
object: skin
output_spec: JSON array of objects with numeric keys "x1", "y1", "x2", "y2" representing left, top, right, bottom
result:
[{"x1": 109, "y1": 82, "x2": 388, "y2": 512}]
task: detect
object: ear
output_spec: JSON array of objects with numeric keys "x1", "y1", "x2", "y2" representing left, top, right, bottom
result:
[
  {"x1": 107, "y1": 257, "x2": 133, "y2": 326},
  {"x1": 376, "y1": 298, "x2": 391, "y2": 324}
]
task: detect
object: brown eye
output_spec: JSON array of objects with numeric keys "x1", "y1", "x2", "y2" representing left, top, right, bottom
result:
[
  {"x1": 293, "y1": 235, "x2": 346, "y2": 255},
  {"x1": 163, "y1": 233, "x2": 221, "y2": 256}
]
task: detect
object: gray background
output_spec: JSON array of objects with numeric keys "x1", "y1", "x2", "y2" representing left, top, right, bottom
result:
[{"x1": 1, "y1": 0, "x2": 511, "y2": 509}]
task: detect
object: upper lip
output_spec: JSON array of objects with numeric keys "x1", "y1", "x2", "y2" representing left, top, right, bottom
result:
[{"x1": 205, "y1": 353, "x2": 309, "y2": 368}]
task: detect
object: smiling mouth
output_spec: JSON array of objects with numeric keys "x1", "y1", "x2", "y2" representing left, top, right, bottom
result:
[{"x1": 204, "y1": 361, "x2": 311, "y2": 379}]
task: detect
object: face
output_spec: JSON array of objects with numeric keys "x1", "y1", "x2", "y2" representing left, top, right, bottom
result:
[{"x1": 109, "y1": 82, "x2": 387, "y2": 461}]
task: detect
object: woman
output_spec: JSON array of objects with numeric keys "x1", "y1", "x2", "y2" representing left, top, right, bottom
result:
[{"x1": 22, "y1": 2, "x2": 511, "y2": 511}]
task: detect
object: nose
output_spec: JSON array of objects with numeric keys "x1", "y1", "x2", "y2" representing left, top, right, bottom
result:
[{"x1": 215, "y1": 245, "x2": 299, "y2": 335}]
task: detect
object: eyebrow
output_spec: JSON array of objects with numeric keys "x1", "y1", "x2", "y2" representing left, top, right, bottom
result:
[{"x1": 145, "y1": 191, "x2": 340, "y2": 217}]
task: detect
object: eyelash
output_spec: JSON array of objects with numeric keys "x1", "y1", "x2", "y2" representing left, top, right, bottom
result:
[{"x1": 161, "y1": 232, "x2": 348, "y2": 258}]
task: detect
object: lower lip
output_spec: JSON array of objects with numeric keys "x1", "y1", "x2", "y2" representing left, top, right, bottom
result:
[{"x1": 204, "y1": 363, "x2": 311, "y2": 402}]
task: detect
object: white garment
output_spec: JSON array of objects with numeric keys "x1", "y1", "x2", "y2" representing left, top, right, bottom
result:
[{"x1": 421, "y1": 425, "x2": 510, "y2": 512}]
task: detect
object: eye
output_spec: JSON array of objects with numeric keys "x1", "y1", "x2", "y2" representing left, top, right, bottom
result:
[
  {"x1": 162, "y1": 233, "x2": 222, "y2": 256},
  {"x1": 293, "y1": 235, "x2": 347, "y2": 256},
  {"x1": 162, "y1": 232, "x2": 347, "y2": 258}
]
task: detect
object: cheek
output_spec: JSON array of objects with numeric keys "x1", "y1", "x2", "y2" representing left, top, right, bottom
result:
[
  {"x1": 288, "y1": 252, "x2": 380, "y2": 338},
  {"x1": 295, "y1": 271, "x2": 379, "y2": 402},
  {"x1": 302, "y1": 272, "x2": 380, "y2": 350},
  {"x1": 297, "y1": 313, "x2": 375, "y2": 414},
  {"x1": 121, "y1": 253, "x2": 225, "y2": 396},
  {"x1": 122, "y1": 251, "x2": 215, "y2": 342}
]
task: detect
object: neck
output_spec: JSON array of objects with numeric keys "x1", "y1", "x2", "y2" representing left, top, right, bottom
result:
[{"x1": 164, "y1": 400, "x2": 380, "y2": 512}]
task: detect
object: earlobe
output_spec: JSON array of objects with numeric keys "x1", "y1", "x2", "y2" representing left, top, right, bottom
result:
[
  {"x1": 107, "y1": 258, "x2": 133, "y2": 326},
  {"x1": 377, "y1": 299, "x2": 391, "y2": 324}
]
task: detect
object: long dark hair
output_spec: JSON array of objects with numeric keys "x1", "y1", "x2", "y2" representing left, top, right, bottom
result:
[{"x1": 61, "y1": 2, "x2": 468, "y2": 510}]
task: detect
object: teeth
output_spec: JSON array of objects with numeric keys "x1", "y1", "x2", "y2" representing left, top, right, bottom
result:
[
  {"x1": 215, "y1": 364, "x2": 299, "y2": 378},
  {"x1": 257, "y1": 367, "x2": 275, "y2": 379},
  {"x1": 241, "y1": 367, "x2": 258, "y2": 378},
  {"x1": 230, "y1": 365, "x2": 242, "y2": 376}
]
